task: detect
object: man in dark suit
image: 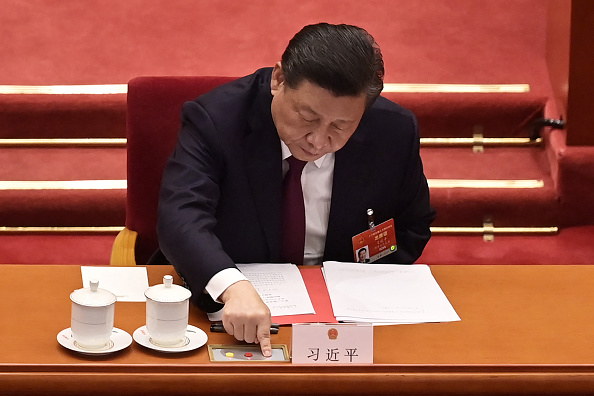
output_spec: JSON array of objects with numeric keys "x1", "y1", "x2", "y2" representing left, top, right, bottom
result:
[{"x1": 156, "y1": 23, "x2": 435, "y2": 356}]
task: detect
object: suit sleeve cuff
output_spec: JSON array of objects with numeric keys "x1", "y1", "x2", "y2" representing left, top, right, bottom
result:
[{"x1": 205, "y1": 268, "x2": 248, "y2": 303}]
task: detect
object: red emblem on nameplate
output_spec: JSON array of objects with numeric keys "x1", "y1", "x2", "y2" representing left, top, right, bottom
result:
[{"x1": 327, "y1": 328, "x2": 338, "y2": 340}]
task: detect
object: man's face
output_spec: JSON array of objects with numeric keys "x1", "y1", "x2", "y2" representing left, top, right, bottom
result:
[{"x1": 270, "y1": 64, "x2": 367, "y2": 162}]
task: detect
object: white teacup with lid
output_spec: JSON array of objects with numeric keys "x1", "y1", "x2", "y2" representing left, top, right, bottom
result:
[
  {"x1": 145, "y1": 275, "x2": 192, "y2": 347},
  {"x1": 70, "y1": 279, "x2": 116, "y2": 350}
]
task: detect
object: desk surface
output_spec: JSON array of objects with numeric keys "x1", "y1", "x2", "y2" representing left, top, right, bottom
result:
[{"x1": 2, "y1": 264, "x2": 594, "y2": 395}]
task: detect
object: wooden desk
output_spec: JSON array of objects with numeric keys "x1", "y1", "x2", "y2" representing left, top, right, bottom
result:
[{"x1": 2, "y1": 264, "x2": 594, "y2": 395}]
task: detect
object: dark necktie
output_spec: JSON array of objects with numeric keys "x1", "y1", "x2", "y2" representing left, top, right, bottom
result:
[{"x1": 280, "y1": 156, "x2": 307, "y2": 265}]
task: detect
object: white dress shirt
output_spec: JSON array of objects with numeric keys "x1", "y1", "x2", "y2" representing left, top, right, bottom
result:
[{"x1": 205, "y1": 141, "x2": 335, "y2": 301}]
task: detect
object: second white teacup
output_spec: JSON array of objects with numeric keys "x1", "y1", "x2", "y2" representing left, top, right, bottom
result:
[{"x1": 145, "y1": 275, "x2": 192, "y2": 347}]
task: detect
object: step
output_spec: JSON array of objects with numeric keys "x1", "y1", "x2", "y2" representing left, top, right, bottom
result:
[
  {"x1": 0, "y1": 92, "x2": 126, "y2": 139},
  {"x1": 0, "y1": 145, "x2": 559, "y2": 229},
  {"x1": 0, "y1": 189, "x2": 125, "y2": 227},
  {"x1": 2, "y1": 225, "x2": 591, "y2": 266},
  {"x1": 0, "y1": 233, "x2": 117, "y2": 265},
  {"x1": 385, "y1": 92, "x2": 548, "y2": 139},
  {"x1": 0, "y1": 147, "x2": 126, "y2": 181},
  {"x1": 419, "y1": 225, "x2": 594, "y2": 265},
  {"x1": 0, "y1": 90, "x2": 547, "y2": 140},
  {"x1": 429, "y1": 186, "x2": 559, "y2": 227},
  {"x1": 421, "y1": 145, "x2": 558, "y2": 227},
  {"x1": 0, "y1": 147, "x2": 126, "y2": 226},
  {"x1": 421, "y1": 146, "x2": 551, "y2": 180}
]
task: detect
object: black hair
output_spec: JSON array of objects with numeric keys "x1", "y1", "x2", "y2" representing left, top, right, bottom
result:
[{"x1": 281, "y1": 23, "x2": 384, "y2": 106}]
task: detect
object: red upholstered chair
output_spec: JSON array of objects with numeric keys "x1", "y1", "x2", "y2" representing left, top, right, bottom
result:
[{"x1": 110, "y1": 76, "x2": 236, "y2": 266}]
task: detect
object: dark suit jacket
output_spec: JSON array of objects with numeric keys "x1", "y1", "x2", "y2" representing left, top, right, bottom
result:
[{"x1": 156, "y1": 68, "x2": 436, "y2": 310}]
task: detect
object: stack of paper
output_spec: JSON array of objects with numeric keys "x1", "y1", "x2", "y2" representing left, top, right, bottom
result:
[
  {"x1": 81, "y1": 266, "x2": 149, "y2": 302},
  {"x1": 236, "y1": 263, "x2": 315, "y2": 317},
  {"x1": 208, "y1": 263, "x2": 318, "y2": 323},
  {"x1": 323, "y1": 261, "x2": 460, "y2": 324}
]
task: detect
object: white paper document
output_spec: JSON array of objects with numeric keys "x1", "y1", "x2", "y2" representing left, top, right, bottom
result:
[
  {"x1": 323, "y1": 261, "x2": 460, "y2": 324},
  {"x1": 81, "y1": 266, "x2": 149, "y2": 302},
  {"x1": 236, "y1": 263, "x2": 315, "y2": 317}
]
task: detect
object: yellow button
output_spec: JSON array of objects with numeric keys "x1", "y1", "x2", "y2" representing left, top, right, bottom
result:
[{"x1": 225, "y1": 352, "x2": 234, "y2": 358}]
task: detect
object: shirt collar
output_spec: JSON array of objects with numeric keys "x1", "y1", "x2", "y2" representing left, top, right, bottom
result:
[{"x1": 280, "y1": 140, "x2": 329, "y2": 169}]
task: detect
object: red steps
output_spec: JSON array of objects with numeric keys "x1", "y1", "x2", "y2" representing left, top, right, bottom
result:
[
  {"x1": 0, "y1": 94, "x2": 566, "y2": 264},
  {"x1": 0, "y1": 94, "x2": 126, "y2": 139},
  {"x1": 0, "y1": 147, "x2": 126, "y2": 180},
  {"x1": 0, "y1": 234, "x2": 116, "y2": 265},
  {"x1": 0, "y1": 147, "x2": 126, "y2": 227},
  {"x1": 421, "y1": 146, "x2": 558, "y2": 227},
  {"x1": 384, "y1": 92, "x2": 547, "y2": 139},
  {"x1": 0, "y1": 92, "x2": 546, "y2": 139},
  {"x1": 420, "y1": 226, "x2": 594, "y2": 265}
]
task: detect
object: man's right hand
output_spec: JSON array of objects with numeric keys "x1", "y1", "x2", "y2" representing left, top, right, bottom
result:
[{"x1": 219, "y1": 280, "x2": 272, "y2": 357}]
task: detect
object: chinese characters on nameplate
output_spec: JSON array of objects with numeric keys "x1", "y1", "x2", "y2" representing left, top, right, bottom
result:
[{"x1": 292, "y1": 323, "x2": 373, "y2": 364}]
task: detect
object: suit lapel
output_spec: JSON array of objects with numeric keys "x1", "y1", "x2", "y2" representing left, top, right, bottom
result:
[
  {"x1": 244, "y1": 88, "x2": 283, "y2": 260},
  {"x1": 325, "y1": 126, "x2": 375, "y2": 258}
]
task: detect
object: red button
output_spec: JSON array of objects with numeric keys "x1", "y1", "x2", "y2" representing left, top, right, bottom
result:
[{"x1": 244, "y1": 352, "x2": 253, "y2": 358}]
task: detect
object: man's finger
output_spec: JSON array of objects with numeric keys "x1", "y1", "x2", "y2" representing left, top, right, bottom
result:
[
  {"x1": 234, "y1": 324, "x2": 245, "y2": 341},
  {"x1": 258, "y1": 328, "x2": 272, "y2": 357},
  {"x1": 222, "y1": 319, "x2": 234, "y2": 336},
  {"x1": 243, "y1": 324, "x2": 258, "y2": 344}
]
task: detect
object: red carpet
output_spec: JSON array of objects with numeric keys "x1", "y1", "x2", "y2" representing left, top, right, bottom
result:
[
  {"x1": 1, "y1": 147, "x2": 126, "y2": 181},
  {"x1": 0, "y1": 93, "x2": 126, "y2": 139},
  {"x1": 420, "y1": 226, "x2": 594, "y2": 266},
  {"x1": 0, "y1": 234, "x2": 116, "y2": 265},
  {"x1": 1, "y1": 0, "x2": 550, "y2": 89},
  {"x1": 0, "y1": 147, "x2": 126, "y2": 227},
  {"x1": 1, "y1": 1, "x2": 552, "y2": 140}
]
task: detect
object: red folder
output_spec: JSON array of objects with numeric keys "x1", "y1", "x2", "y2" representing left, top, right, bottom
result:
[{"x1": 272, "y1": 266, "x2": 338, "y2": 325}]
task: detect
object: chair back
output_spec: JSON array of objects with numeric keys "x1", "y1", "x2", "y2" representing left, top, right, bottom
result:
[{"x1": 126, "y1": 76, "x2": 236, "y2": 264}]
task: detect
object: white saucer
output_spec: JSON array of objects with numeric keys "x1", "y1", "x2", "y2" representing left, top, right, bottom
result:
[
  {"x1": 133, "y1": 325, "x2": 207, "y2": 353},
  {"x1": 57, "y1": 327, "x2": 132, "y2": 355}
]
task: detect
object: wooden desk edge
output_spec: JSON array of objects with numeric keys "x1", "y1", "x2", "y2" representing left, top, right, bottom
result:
[{"x1": 3, "y1": 363, "x2": 594, "y2": 395}]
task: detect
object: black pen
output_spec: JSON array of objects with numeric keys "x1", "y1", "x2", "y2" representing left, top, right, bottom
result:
[{"x1": 210, "y1": 322, "x2": 279, "y2": 334}]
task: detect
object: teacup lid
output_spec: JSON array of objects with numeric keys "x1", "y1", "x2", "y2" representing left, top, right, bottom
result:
[
  {"x1": 70, "y1": 279, "x2": 117, "y2": 306},
  {"x1": 145, "y1": 275, "x2": 192, "y2": 303}
]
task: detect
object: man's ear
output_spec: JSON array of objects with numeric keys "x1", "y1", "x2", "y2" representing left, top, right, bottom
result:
[{"x1": 270, "y1": 62, "x2": 285, "y2": 95}]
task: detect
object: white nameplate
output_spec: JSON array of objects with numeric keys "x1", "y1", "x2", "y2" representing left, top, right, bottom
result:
[{"x1": 291, "y1": 323, "x2": 373, "y2": 364}]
